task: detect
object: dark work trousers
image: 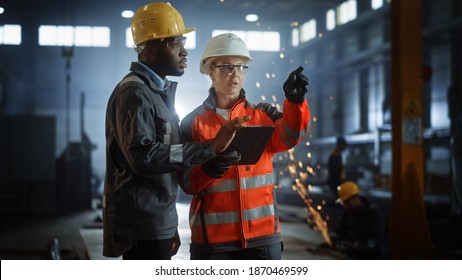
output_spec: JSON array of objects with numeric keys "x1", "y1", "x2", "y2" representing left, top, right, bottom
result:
[
  {"x1": 190, "y1": 242, "x2": 282, "y2": 260},
  {"x1": 122, "y1": 239, "x2": 173, "y2": 260}
]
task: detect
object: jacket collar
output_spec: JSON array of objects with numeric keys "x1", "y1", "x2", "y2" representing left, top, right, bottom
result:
[
  {"x1": 203, "y1": 87, "x2": 248, "y2": 111},
  {"x1": 129, "y1": 61, "x2": 173, "y2": 94}
]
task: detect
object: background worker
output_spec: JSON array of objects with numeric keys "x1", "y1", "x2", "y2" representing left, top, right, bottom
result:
[
  {"x1": 331, "y1": 181, "x2": 389, "y2": 259},
  {"x1": 327, "y1": 136, "x2": 348, "y2": 202},
  {"x1": 180, "y1": 33, "x2": 311, "y2": 260},
  {"x1": 103, "y1": 3, "x2": 248, "y2": 260}
]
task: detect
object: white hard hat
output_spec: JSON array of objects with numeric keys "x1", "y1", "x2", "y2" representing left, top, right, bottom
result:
[{"x1": 200, "y1": 33, "x2": 253, "y2": 74}]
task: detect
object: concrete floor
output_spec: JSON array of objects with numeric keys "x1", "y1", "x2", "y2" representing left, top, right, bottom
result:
[
  {"x1": 0, "y1": 202, "x2": 345, "y2": 260},
  {"x1": 2, "y1": 192, "x2": 460, "y2": 261}
]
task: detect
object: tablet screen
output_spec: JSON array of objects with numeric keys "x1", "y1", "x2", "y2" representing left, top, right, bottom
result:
[{"x1": 222, "y1": 126, "x2": 274, "y2": 165}]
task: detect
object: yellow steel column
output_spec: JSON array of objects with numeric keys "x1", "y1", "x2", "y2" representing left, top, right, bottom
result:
[{"x1": 390, "y1": 0, "x2": 433, "y2": 258}]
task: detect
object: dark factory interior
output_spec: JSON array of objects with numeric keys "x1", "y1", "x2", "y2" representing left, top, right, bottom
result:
[{"x1": 0, "y1": 0, "x2": 461, "y2": 262}]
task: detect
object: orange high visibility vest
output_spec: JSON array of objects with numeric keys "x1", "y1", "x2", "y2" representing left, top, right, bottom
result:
[{"x1": 181, "y1": 93, "x2": 310, "y2": 251}]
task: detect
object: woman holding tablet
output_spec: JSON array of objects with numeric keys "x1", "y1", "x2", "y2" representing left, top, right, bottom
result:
[{"x1": 180, "y1": 33, "x2": 311, "y2": 260}]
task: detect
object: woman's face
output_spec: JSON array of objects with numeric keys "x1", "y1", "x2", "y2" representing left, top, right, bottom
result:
[{"x1": 208, "y1": 56, "x2": 247, "y2": 98}]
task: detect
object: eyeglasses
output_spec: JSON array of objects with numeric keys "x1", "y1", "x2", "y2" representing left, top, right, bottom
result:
[
  {"x1": 212, "y1": 64, "x2": 249, "y2": 75},
  {"x1": 162, "y1": 37, "x2": 187, "y2": 51}
]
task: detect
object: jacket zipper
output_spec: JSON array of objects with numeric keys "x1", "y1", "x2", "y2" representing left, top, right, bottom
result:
[
  {"x1": 237, "y1": 165, "x2": 247, "y2": 249},
  {"x1": 227, "y1": 99, "x2": 249, "y2": 249}
]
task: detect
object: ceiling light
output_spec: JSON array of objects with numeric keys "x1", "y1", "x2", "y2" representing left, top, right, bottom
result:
[
  {"x1": 245, "y1": 14, "x2": 259, "y2": 22},
  {"x1": 0, "y1": 7, "x2": 4, "y2": 14},
  {"x1": 121, "y1": 10, "x2": 134, "y2": 18}
]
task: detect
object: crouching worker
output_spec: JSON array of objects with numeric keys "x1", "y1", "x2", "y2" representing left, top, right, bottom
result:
[{"x1": 331, "y1": 181, "x2": 389, "y2": 259}]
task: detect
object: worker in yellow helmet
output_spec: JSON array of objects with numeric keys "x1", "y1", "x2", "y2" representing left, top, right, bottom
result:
[
  {"x1": 103, "y1": 2, "x2": 249, "y2": 260},
  {"x1": 331, "y1": 181, "x2": 389, "y2": 259}
]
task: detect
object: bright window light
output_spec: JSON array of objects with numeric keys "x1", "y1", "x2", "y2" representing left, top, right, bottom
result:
[
  {"x1": 38, "y1": 25, "x2": 56, "y2": 46},
  {"x1": 300, "y1": 19, "x2": 316, "y2": 43},
  {"x1": 92, "y1": 27, "x2": 110, "y2": 47},
  {"x1": 126, "y1": 27, "x2": 133, "y2": 48},
  {"x1": 326, "y1": 9, "x2": 336, "y2": 31},
  {"x1": 245, "y1": 14, "x2": 259, "y2": 22},
  {"x1": 292, "y1": 28, "x2": 300, "y2": 47},
  {"x1": 184, "y1": 30, "x2": 196, "y2": 49},
  {"x1": 337, "y1": 0, "x2": 357, "y2": 25},
  {"x1": 39, "y1": 25, "x2": 110, "y2": 47},
  {"x1": 212, "y1": 30, "x2": 280, "y2": 52},
  {"x1": 258, "y1": 31, "x2": 281, "y2": 52},
  {"x1": 247, "y1": 31, "x2": 263, "y2": 51},
  {"x1": 371, "y1": 0, "x2": 383, "y2": 9},
  {"x1": 126, "y1": 28, "x2": 196, "y2": 50},
  {"x1": 74, "y1": 26, "x2": 92, "y2": 46},
  {"x1": 57, "y1": 26, "x2": 74, "y2": 46},
  {"x1": 0, "y1": 24, "x2": 21, "y2": 45},
  {"x1": 121, "y1": 10, "x2": 134, "y2": 18}
]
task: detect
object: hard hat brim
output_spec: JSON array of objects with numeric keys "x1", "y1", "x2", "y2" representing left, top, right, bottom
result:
[
  {"x1": 150, "y1": 27, "x2": 196, "y2": 42},
  {"x1": 181, "y1": 27, "x2": 196, "y2": 35}
]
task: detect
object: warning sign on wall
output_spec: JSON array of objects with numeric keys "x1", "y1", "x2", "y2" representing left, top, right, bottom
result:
[
  {"x1": 404, "y1": 101, "x2": 420, "y2": 118},
  {"x1": 403, "y1": 118, "x2": 422, "y2": 144}
]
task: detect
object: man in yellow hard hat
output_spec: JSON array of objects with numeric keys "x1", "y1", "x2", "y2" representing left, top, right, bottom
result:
[
  {"x1": 330, "y1": 181, "x2": 389, "y2": 259},
  {"x1": 103, "y1": 2, "x2": 249, "y2": 260}
]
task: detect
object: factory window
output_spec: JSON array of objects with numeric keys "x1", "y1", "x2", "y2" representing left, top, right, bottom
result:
[
  {"x1": 326, "y1": 9, "x2": 336, "y2": 31},
  {"x1": 430, "y1": 45, "x2": 450, "y2": 129},
  {"x1": 125, "y1": 28, "x2": 132, "y2": 48},
  {"x1": 337, "y1": 0, "x2": 357, "y2": 25},
  {"x1": 0, "y1": 24, "x2": 21, "y2": 45},
  {"x1": 212, "y1": 30, "x2": 280, "y2": 52},
  {"x1": 371, "y1": 0, "x2": 383, "y2": 10},
  {"x1": 372, "y1": 0, "x2": 391, "y2": 9},
  {"x1": 300, "y1": 19, "x2": 317, "y2": 43},
  {"x1": 125, "y1": 28, "x2": 196, "y2": 50},
  {"x1": 291, "y1": 28, "x2": 300, "y2": 47},
  {"x1": 341, "y1": 71, "x2": 360, "y2": 134},
  {"x1": 38, "y1": 25, "x2": 110, "y2": 47},
  {"x1": 326, "y1": 0, "x2": 357, "y2": 31}
]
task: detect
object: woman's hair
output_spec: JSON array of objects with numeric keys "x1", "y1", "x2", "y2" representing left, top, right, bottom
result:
[{"x1": 203, "y1": 57, "x2": 218, "y2": 76}]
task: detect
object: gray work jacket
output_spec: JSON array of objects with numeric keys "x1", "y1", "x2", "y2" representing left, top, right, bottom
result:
[{"x1": 103, "y1": 62, "x2": 215, "y2": 257}]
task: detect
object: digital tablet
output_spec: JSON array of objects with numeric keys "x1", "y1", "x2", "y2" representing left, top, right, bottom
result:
[{"x1": 222, "y1": 126, "x2": 275, "y2": 165}]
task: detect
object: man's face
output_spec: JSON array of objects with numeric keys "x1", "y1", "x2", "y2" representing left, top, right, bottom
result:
[
  {"x1": 343, "y1": 195, "x2": 362, "y2": 211},
  {"x1": 152, "y1": 36, "x2": 188, "y2": 78}
]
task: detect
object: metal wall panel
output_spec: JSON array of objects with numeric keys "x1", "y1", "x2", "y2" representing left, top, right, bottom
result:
[{"x1": 8, "y1": 116, "x2": 56, "y2": 183}]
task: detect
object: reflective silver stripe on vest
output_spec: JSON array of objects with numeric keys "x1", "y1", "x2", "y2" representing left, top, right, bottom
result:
[
  {"x1": 190, "y1": 204, "x2": 275, "y2": 226},
  {"x1": 164, "y1": 122, "x2": 172, "y2": 144},
  {"x1": 170, "y1": 144, "x2": 183, "y2": 163},
  {"x1": 241, "y1": 174, "x2": 274, "y2": 190},
  {"x1": 208, "y1": 174, "x2": 273, "y2": 194},
  {"x1": 281, "y1": 122, "x2": 309, "y2": 145},
  {"x1": 207, "y1": 179, "x2": 237, "y2": 193},
  {"x1": 243, "y1": 204, "x2": 275, "y2": 221},
  {"x1": 279, "y1": 125, "x2": 294, "y2": 148},
  {"x1": 191, "y1": 211, "x2": 239, "y2": 226}
]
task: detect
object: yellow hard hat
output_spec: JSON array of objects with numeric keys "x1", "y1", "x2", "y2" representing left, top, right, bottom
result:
[
  {"x1": 131, "y1": 2, "x2": 195, "y2": 46},
  {"x1": 336, "y1": 181, "x2": 360, "y2": 203}
]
